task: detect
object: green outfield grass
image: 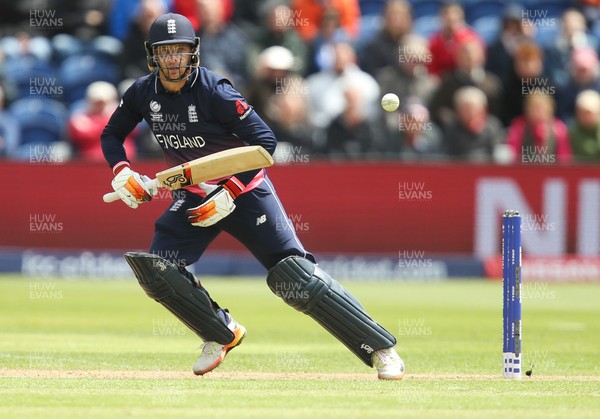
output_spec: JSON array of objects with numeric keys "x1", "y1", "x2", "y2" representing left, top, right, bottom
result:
[{"x1": 0, "y1": 275, "x2": 599, "y2": 418}]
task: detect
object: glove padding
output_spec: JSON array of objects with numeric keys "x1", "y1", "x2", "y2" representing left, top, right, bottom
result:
[
  {"x1": 111, "y1": 166, "x2": 156, "y2": 209},
  {"x1": 186, "y1": 178, "x2": 244, "y2": 227}
]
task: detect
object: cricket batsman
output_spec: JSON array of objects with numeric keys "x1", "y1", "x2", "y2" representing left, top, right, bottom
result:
[{"x1": 101, "y1": 13, "x2": 404, "y2": 380}]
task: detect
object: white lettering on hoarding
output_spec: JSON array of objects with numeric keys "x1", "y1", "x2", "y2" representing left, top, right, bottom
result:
[{"x1": 475, "y1": 178, "x2": 566, "y2": 257}]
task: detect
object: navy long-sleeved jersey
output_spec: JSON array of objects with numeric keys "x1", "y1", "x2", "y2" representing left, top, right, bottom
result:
[{"x1": 101, "y1": 67, "x2": 277, "y2": 187}]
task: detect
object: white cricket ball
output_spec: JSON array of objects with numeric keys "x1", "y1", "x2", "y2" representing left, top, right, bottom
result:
[{"x1": 381, "y1": 93, "x2": 400, "y2": 112}]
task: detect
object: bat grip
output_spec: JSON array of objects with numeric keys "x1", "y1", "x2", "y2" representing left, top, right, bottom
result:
[
  {"x1": 102, "y1": 191, "x2": 121, "y2": 203},
  {"x1": 102, "y1": 178, "x2": 160, "y2": 204}
]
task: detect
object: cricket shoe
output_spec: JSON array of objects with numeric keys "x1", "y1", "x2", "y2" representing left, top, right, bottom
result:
[
  {"x1": 372, "y1": 347, "x2": 404, "y2": 380},
  {"x1": 192, "y1": 320, "x2": 246, "y2": 375}
]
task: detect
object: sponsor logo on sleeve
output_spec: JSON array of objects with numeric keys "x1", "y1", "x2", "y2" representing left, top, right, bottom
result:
[{"x1": 235, "y1": 100, "x2": 252, "y2": 120}]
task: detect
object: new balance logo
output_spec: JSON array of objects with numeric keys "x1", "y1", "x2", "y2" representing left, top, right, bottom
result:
[
  {"x1": 170, "y1": 199, "x2": 185, "y2": 212},
  {"x1": 256, "y1": 215, "x2": 267, "y2": 225},
  {"x1": 167, "y1": 19, "x2": 176, "y2": 34}
]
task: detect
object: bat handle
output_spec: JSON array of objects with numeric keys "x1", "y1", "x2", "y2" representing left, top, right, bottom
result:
[
  {"x1": 102, "y1": 178, "x2": 160, "y2": 204},
  {"x1": 103, "y1": 191, "x2": 120, "y2": 203}
]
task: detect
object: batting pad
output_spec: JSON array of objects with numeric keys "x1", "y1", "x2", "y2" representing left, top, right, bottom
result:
[
  {"x1": 266, "y1": 256, "x2": 396, "y2": 366},
  {"x1": 124, "y1": 252, "x2": 235, "y2": 344}
]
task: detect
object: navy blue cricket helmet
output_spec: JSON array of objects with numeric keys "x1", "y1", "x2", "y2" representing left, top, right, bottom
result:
[{"x1": 144, "y1": 13, "x2": 200, "y2": 80}]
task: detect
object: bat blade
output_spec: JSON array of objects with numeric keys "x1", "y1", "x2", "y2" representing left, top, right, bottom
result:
[
  {"x1": 102, "y1": 146, "x2": 274, "y2": 203},
  {"x1": 156, "y1": 146, "x2": 274, "y2": 190}
]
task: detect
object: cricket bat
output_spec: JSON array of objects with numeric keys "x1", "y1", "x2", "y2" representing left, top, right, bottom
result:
[{"x1": 103, "y1": 146, "x2": 274, "y2": 203}]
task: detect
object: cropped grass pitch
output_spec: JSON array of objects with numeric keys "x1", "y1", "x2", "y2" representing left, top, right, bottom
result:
[{"x1": 0, "y1": 276, "x2": 599, "y2": 418}]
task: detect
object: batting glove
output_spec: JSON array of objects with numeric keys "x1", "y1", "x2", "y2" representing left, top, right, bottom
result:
[
  {"x1": 111, "y1": 163, "x2": 156, "y2": 209},
  {"x1": 186, "y1": 178, "x2": 244, "y2": 227}
]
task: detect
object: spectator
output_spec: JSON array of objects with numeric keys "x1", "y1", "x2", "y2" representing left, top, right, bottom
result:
[
  {"x1": 247, "y1": 46, "x2": 297, "y2": 121},
  {"x1": 427, "y1": 1, "x2": 483, "y2": 78},
  {"x1": 231, "y1": 0, "x2": 264, "y2": 36},
  {"x1": 545, "y1": 8, "x2": 598, "y2": 88},
  {"x1": 506, "y1": 93, "x2": 572, "y2": 164},
  {"x1": 120, "y1": 0, "x2": 168, "y2": 80},
  {"x1": 68, "y1": 81, "x2": 136, "y2": 161},
  {"x1": 485, "y1": 4, "x2": 535, "y2": 91},
  {"x1": 174, "y1": 0, "x2": 232, "y2": 31},
  {"x1": 359, "y1": 0, "x2": 389, "y2": 17},
  {"x1": 429, "y1": 40, "x2": 503, "y2": 129},
  {"x1": 557, "y1": 47, "x2": 600, "y2": 123},
  {"x1": 304, "y1": 7, "x2": 351, "y2": 76},
  {"x1": 246, "y1": 46, "x2": 313, "y2": 151},
  {"x1": 306, "y1": 42, "x2": 380, "y2": 133},
  {"x1": 108, "y1": 0, "x2": 163, "y2": 40},
  {"x1": 577, "y1": 0, "x2": 600, "y2": 24},
  {"x1": 0, "y1": 32, "x2": 54, "y2": 103},
  {"x1": 324, "y1": 86, "x2": 381, "y2": 159},
  {"x1": 445, "y1": 86, "x2": 504, "y2": 162},
  {"x1": 569, "y1": 89, "x2": 600, "y2": 161},
  {"x1": 249, "y1": 1, "x2": 309, "y2": 76},
  {"x1": 291, "y1": 0, "x2": 360, "y2": 42},
  {"x1": 376, "y1": 34, "x2": 438, "y2": 154},
  {"x1": 57, "y1": 0, "x2": 113, "y2": 40},
  {"x1": 196, "y1": 0, "x2": 249, "y2": 92},
  {"x1": 502, "y1": 41, "x2": 555, "y2": 126},
  {"x1": 268, "y1": 91, "x2": 314, "y2": 155},
  {"x1": 0, "y1": 85, "x2": 20, "y2": 157},
  {"x1": 376, "y1": 34, "x2": 437, "y2": 107},
  {"x1": 396, "y1": 100, "x2": 444, "y2": 160},
  {"x1": 361, "y1": 0, "x2": 413, "y2": 76}
]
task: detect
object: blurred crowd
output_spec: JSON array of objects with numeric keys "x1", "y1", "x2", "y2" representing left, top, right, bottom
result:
[{"x1": 1, "y1": 0, "x2": 600, "y2": 164}]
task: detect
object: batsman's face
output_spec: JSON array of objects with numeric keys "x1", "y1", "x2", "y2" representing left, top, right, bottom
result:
[{"x1": 154, "y1": 44, "x2": 193, "y2": 78}]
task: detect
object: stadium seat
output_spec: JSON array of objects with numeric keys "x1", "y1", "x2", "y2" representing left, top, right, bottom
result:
[
  {"x1": 472, "y1": 16, "x2": 502, "y2": 44},
  {"x1": 533, "y1": 22, "x2": 560, "y2": 47},
  {"x1": 413, "y1": 15, "x2": 440, "y2": 38},
  {"x1": 0, "y1": 36, "x2": 53, "y2": 62},
  {"x1": 409, "y1": 0, "x2": 443, "y2": 19},
  {"x1": 87, "y1": 35, "x2": 124, "y2": 60},
  {"x1": 464, "y1": 0, "x2": 507, "y2": 24},
  {"x1": 9, "y1": 98, "x2": 68, "y2": 146},
  {"x1": 523, "y1": 0, "x2": 570, "y2": 18},
  {"x1": 359, "y1": 0, "x2": 388, "y2": 16},
  {"x1": 51, "y1": 33, "x2": 84, "y2": 64},
  {"x1": 2, "y1": 56, "x2": 56, "y2": 100},
  {"x1": 68, "y1": 99, "x2": 88, "y2": 116},
  {"x1": 356, "y1": 15, "x2": 382, "y2": 50},
  {"x1": 591, "y1": 20, "x2": 600, "y2": 40},
  {"x1": 57, "y1": 53, "x2": 120, "y2": 104}
]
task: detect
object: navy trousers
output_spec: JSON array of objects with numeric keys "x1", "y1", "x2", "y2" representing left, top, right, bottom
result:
[{"x1": 149, "y1": 176, "x2": 314, "y2": 271}]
